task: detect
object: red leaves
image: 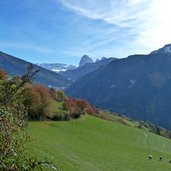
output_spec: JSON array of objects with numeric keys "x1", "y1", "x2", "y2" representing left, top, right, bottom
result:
[
  {"x1": 31, "y1": 84, "x2": 51, "y2": 101},
  {"x1": 0, "y1": 69, "x2": 7, "y2": 79},
  {"x1": 23, "y1": 84, "x2": 52, "y2": 119},
  {"x1": 64, "y1": 97, "x2": 95, "y2": 118}
]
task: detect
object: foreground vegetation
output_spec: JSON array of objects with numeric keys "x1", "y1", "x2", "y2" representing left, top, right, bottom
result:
[
  {"x1": 28, "y1": 115, "x2": 171, "y2": 171},
  {"x1": 0, "y1": 66, "x2": 57, "y2": 170}
]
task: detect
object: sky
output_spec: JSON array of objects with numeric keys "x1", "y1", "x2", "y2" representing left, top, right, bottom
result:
[{"x1": 0, "y1": 0, "x2": 171, "y2": 65}]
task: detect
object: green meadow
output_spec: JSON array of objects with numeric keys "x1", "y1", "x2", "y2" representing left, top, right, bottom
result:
[{"x1": 27, "y1": 115, "x2": 171, "y2": 171}]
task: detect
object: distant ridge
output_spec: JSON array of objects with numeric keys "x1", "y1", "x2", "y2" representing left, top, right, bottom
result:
[
  {"x1": 150, "y1": 44, "x2": 171, "y2": 55},
  {"x1": 37, "y1": 63, "x2": 76, "y2": 73},
  {"x1": 60, "y1": 56, "x2": 116, "y2": 82},
  {"x1": 0, "y1": 51, "x2": 70, "y2": 88}
]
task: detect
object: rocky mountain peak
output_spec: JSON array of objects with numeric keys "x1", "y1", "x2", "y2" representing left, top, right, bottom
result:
[
  {"x1": 79, "y1": 55, "x2": 94, "y2": 67},
  {"x1": 101, "y1": 57, "x2": 107, "y2": 60},
  {"x1": 95, "y1": 58, "x2": 100, "y2": 63}
]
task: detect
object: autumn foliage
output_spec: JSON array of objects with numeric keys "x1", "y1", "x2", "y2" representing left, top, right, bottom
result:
[
  {"x1": 23, "y1": 84, "x2": 52, "y2": 120},
  {"x1": 63, "y1": 97, "x2": 95, "y2": 119},
  {"x1": 0, "y1": 70, "x2": 7, "y2": 79}
]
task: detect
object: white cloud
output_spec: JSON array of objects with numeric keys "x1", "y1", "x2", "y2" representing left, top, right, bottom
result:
[
  {"x1": 61, "y1": 0, "x2": 153, "y2": 26},
  {"x1": 60, "y1": 0, "x2": 171, "y2": 56}
]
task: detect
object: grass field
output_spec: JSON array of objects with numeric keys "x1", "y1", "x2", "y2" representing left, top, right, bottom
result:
[{"x1": 27, "y1": 115, "x2": 171, "y2": 171}]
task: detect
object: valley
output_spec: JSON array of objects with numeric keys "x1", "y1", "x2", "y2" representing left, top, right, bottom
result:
[{"x1": 1, "y1": 1, "x2": 171, "y2": 170}]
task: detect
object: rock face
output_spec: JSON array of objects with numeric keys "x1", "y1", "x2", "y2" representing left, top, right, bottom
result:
[
  {"x1": 79, "y1": 55, "x2": 94, "y2": 67},
  {"x1": 66, "y1": 44, "x2": 171, "y2": 130}
]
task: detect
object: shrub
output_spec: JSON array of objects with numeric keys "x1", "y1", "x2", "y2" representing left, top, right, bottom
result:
[
  {"x1": 0, "y1": 70, "x2": 7, "y2": 79},
  {"x1": 51, "y1": 111, "x2": 70, "y2": 121},
  {"x1": 55, "y1": 89, "x2": 66, "y2": 102},
  {"x1": 63, "y1": 97, "x2": 96, "y2": 118},
  {"x1": 117, "y1": 118, "x2": 128, "y2": 125}
]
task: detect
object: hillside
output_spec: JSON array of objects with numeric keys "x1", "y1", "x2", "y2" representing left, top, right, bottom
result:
[
  {"x1": 66, "y1": 46, "x2": 171, "y2": 130},
  {"x1": 0, "y1": 51, "x2": 70, "y2": 88},
  {"x1": 27, "y1": 115, "x2": 171, "y2": 171}
]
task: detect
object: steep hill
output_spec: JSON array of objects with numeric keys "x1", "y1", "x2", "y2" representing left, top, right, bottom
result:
[
  {"x1": 66, "y1": 45, "x2": 171, "y2": 130},
  {"x1": 28, "y1": 115, "x2": 171, "y2": 171},
  {"x1": 0, "y1": 51, "x2": 70, "y2": 88}
]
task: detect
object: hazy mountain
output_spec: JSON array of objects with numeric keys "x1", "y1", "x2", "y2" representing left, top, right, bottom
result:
[
  {"x1": 60, "y1": 57, "x2": 116, "y2": 82},
  {"x1": 95, "y1": 58, "x2": 100, "y2": 63},
  {"x1": 150, "y1": 44, "x2": 171, "y2": 55},
  {"x1": 37, "y1": 63, "x2": 76, "y2": 73},
  {"x1": 79, "y1": 55, "x2": 94, "y2": 67},
  {"x1": 66, "y1": 45, "x2": 171, "y2": 130},
  {"x1": 0, "y1": 51, "x2": 70, "y2": 88}
]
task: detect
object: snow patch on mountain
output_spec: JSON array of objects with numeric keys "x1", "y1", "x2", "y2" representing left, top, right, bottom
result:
[{"x1": 37, "y1": 63, "x2": 76, "y2": 73}]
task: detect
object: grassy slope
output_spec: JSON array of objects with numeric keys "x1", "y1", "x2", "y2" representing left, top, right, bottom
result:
[
  {"x1": 27, "y1": 115, "x2": 171, "y2": 171},
  {"x1": 50, "y1": 101, "x2": 64, "y2": 113}
]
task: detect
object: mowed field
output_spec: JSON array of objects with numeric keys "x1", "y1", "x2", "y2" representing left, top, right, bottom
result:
[{"x1": 27, "y1": 115, "x2": 171, "y2": 171}]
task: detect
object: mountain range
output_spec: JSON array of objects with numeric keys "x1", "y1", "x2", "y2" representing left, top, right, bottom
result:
[
  {"x1": 66, "y1": 44, "x2": 171, "y2": 130},
  {"x1": 59, "y1": 55, "x2": 117, "y2": 82},
  {"x1": 0, "y1": 51, "x2": 116, "y2": 88},
  {"x1": 36, "y1": 55, "x2": 116, "y2": 83},
  {"x1": 37, "y1": 63, "x2": 76, "y2": 73}
]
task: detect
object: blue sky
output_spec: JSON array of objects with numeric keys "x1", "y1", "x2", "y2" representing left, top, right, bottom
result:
[{"x1": 0, "y1": 0, "x2": 171, "y2": 65}]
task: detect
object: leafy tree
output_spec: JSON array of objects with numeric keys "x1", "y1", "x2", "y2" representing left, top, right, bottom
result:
[
  {"x1": 49, "y1": 87, "x2": 56, "y2": 99},
  {"x1": 55, "y1": 89, "x2": 66, "y2": 102},
  {"x1": 0, "y1": 64, "x2": 39, "y2": 107},
  {"x1": 23, "y1": 84, "x2": 52, "y2": 120},
  {"x1": 63, "y1": 97, "x2": 81, "y2": 118},
  {"x1": 0, "y1": 70, "x2": 7, "y2": 79}
]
